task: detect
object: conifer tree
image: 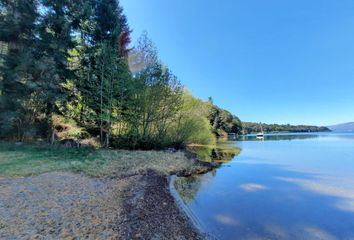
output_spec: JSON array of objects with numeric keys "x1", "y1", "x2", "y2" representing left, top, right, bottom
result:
[
  {"x1": 0, "y1": 0, "x2": 242, "y2": 148},
  {"x1": 0, "y1": 0, "x2": 38, "y2": 139},
  {"x1": 36, "y1": 0, "x2": 75, "y2": 143},
  {"x1": 74, "y1": 0, "x2": 131, "y2": 146}
]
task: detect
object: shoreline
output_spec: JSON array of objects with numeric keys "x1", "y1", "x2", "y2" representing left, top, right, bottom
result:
[
  {"x1": 0, "y1": 166, "x2": 217, "y2": 239},
  {"x1": 0, "y1": 142, "x2": 219, "y2": 239},
  {"x1": 168, "y1": 175, "x2": 219, "y2": 240},
  {"x1": 168, "y1": 175, "x2": 204, "y2": 231}
]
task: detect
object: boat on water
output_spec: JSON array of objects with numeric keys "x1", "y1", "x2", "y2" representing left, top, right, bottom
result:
[
  {"x1": 256, "y1": 133, "x2": 264, "y2": 138},
  {"x1": 256, "y1": 123, "x2": 264, "y2": 139}
]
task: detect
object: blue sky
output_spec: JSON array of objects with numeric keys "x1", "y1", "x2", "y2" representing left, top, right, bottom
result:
[{"x1": 120, "y1": 0, "x2": 354, "y2": 126}]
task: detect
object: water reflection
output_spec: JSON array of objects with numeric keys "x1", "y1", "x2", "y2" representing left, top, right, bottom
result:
[
  {"x1": 175, "y1": 133, "x2": 354, "y2": 239},
  {"x1": 174, "y1": 175, "x2": 203, "y2": 204},
  {"x1": 187, "y1": 144, "x2": 241, "y2": 163}
]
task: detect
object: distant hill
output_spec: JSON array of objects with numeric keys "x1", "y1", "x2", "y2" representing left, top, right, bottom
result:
[{"x1": 327, "y1": 122, "x2": 354, "y2": 132}]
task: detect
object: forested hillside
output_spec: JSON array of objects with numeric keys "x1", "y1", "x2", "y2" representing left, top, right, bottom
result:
[
  {"x1": 207, "y1": 98, "x2": 242, "y2": 137},
  {"x1": 0, "y1": 0, "x2": 242, "y2": 149},
  {"x1": 242, "y1": 122, "x2": 330, "y2": 134}
]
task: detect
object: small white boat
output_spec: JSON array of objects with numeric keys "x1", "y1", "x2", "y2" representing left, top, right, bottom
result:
[
  {"x1": 256, "y1": 133, "x2": 264, "y2": 138},
  {"x1": 256, "y1": 123, "x2": 264, "y2": 139}
]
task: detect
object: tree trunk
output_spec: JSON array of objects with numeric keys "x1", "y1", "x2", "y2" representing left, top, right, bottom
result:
[
  {"x1": 100, "y1": 60, "x2": 104, "y2": 145},
  {"x1": 50, "y1": 127, "x2": 55, "y2": 145},
  {"x1": 105, "y1": 132, "x2": 109, "y2": 148}
]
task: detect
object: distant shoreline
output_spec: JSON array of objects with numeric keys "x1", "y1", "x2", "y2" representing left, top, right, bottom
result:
[{"x1": 243, "y1": 131, "x2": 354, "y2": 136}]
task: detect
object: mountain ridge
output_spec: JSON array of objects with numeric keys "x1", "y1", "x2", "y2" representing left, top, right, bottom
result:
[{"x1": 327, "y1": 122, "x2": 354, "y2": 132}]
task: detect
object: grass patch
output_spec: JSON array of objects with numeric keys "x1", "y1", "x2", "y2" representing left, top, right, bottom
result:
[{"x1": 0, "y1": 142, "x2": 195, "y2": 178}]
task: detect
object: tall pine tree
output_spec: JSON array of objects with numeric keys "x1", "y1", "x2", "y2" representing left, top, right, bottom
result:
[
  {"x1": 36, "y1": 0, "x2": 74, "y2": 143},
  {"x1": 0, "y1": 0, "x2": 39, "y2": 139}
]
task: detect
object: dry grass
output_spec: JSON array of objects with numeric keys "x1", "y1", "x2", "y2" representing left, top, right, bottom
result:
[{"x1": 0, "y1": 142, "x2": 195, "y2": 178}]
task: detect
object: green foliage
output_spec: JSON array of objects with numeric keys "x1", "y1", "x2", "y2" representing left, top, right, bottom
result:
[
  {"x1": 242, "y1": 122, "x2": 331, "y2": 134},
  {"x1": 0, "y1": 1, "x2": 242, "y2": 150},
  {"x1": 52, "y1": 115, "x2": 89, "y2": 140},
  {"x1": 112, "y1": 33, "x2": 184, "y2": 149},
  {"x1": 207, "y1": 98, "x2": 242, "y2": 136},
  {"x1": 170, "y1": 91, "x2": 216, "y2": 147},
  {"x1": 0, "y1": 0, "x2": 40, "y2": 139}
]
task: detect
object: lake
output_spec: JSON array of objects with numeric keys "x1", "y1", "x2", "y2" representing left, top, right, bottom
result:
[{"x1": 174, "y1": 132, "x2": 354, "y2": 240}]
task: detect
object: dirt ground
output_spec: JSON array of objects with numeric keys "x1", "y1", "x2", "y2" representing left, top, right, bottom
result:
[{"x1": 0, "y1": 171, "x2": 204, "y2": 240}]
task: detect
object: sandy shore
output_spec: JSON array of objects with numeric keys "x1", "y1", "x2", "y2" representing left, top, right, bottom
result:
[{"x1": 0, "y1": 170, "x2": 204, "y2": 240}]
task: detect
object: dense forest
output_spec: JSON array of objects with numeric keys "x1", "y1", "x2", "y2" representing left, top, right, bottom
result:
[
  {"x1": 0, "y1": 0, "x2": 242, "y2": 149},
  {"x1": 242, "y1": 122, "x2": 330, "y2": 134}
]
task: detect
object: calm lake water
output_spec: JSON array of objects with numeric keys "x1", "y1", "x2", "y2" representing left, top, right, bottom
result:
[{"x1": 174, "y1": 133, "x2": 354, "y2": 240}]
